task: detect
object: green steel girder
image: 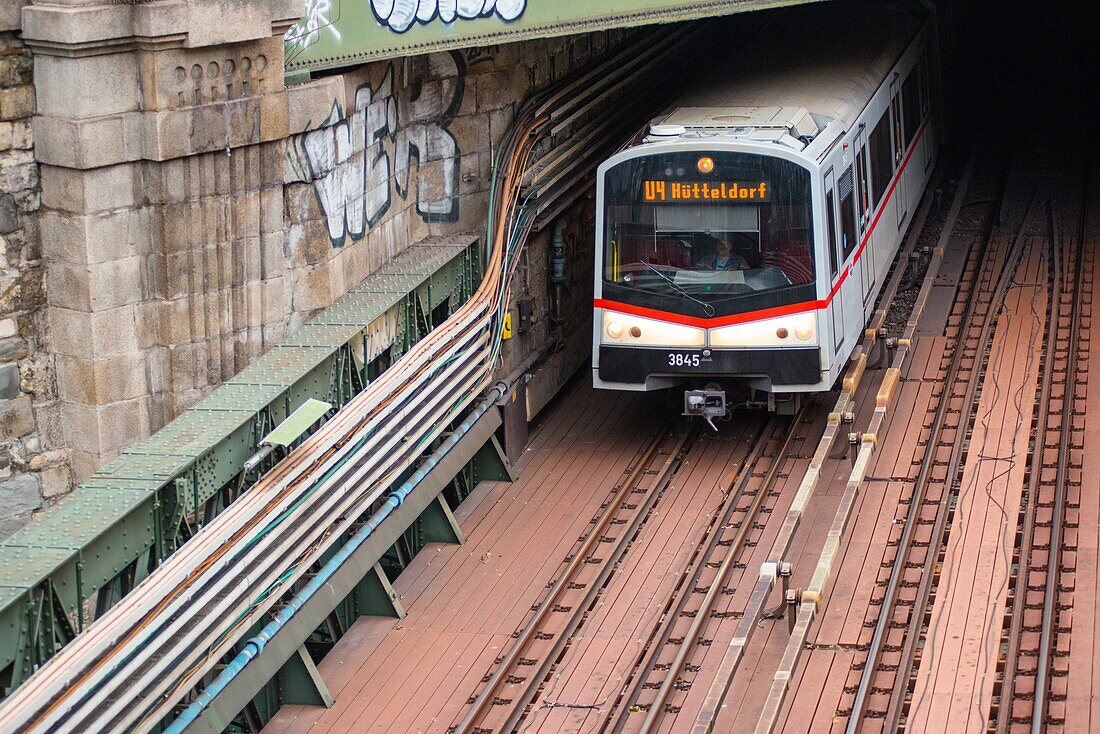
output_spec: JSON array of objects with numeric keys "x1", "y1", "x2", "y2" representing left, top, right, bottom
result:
[
  {"x1": 178, "y1": 403, "x2": 505, "y2": 733},
  {"x1": 0, "y1": 234, "x2": 480, "y2": 695},
  {"x1": 284, "y1": 0, "x2": 819, "y2": 77}
]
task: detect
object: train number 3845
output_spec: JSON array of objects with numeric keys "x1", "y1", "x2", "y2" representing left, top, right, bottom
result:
[{"x1": 667, "y1": 352, "x2": 702, "y2": 368}]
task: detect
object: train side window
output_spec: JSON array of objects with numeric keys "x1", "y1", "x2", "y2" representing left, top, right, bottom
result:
[
  {"x1": 838, "y1": 167, "x2": 858, "y2": 261},
  {"x1": 870, "y1": 112, "x2": 892, "y2": 205},
  {"x1": 902, "y1": 71, "x2": 920, "y2": 149},
  {"x1": 891, "y1": 78, "x2": 903, "y2": 165},
  {"x1": 855, "y1": 143, "x2": 871, "y2": 225},
  {"x1": 826, "y1": 186, "x2": 839, "y2": 278},
  {"x1": 918, "y1": 52, "x2": 930, "y2": 116}
]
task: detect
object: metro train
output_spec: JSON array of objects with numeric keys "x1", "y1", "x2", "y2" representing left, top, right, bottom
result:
[{"x1": 592, "y1": 1, "x2": 937, "y2": 422}]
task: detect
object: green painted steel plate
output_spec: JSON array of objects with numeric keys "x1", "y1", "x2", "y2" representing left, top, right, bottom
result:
[
  {"x1": 0, "y1": 546, "x2": 76, "y2": 589},
  {"x1": 3, "y1": 488, "x2": 153, "y2": 550},
  {"x1": 263, "y1": 399, "x2": 332, "y2": 447},
  {"x1": 351, "y1": 274, "x2": 425, "y2": 296},
  {"x1": 284, "y1": 0, "x2": 814, "y2": 74},
  {"x1": 282, "y1": 323, "x2": 365, "y2": 348},
  {"x1": 192, "y1": 382, "x2": 286, "y2": 411}
]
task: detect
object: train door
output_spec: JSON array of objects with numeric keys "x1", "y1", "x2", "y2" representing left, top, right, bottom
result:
[
  {"x1": 890, "y1": 74, "x2": 907, "y2": 226},
  {"x1": 854, "y1": 125, "x2": 875, "y2": 313},
  {"x1": 837, "y1": 165, "x2": 862, "y2": 341},
  {"x1": 824, "y1": 169, "x2": 844, "y2": 355}
]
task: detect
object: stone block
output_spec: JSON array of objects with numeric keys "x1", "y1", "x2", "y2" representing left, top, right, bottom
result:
[
  {"x1": 0, "y1": 193, "x2": 17, "y2": 234},
  {"x1": 10, "y1": 120, "x2": 30, "y2": 149},
  {"x1": 61, "y1": 396, "x2": 149, "y2": 456},
  {"x1": 66, "y1": 449, "x2": 99, "y2": 485},
  {"x1": 0, "y1": 395, "x2": 34, "y2": 438},
  {"x1": 0, "y1": 149, "x2": 36, "y2": 191},
  {"x1": 88, "y1": 256, "x2": 143, "y2": 310},
  {"x1": 48, "y1": 305, "x2": 138, "y2": 357},
  {"x1": 0, "y1": 318, "x2": 15, "y2": 339},
  {"x1": 34, "y1": 113, "x2": 142, "y2": 169},
  {"x1": 40, "y1": 163, "x2": 142, "y2": 214},
  {"x1": 0, "y1": 0, "x2": 28, "y2": 31},
  {"x1": 56, "y1": 353, "x2": 147, "y2": 404},
  {"x1": 22, "y1": 3, "x2": 131, "y2": 46},
  {"x1": 32, "y1": 401, "x2": 64, "y2": 450},
  {"x1": 0, "y1": 121, "x2": 11, "y2": 151},
  {"x1": 0, "y1": 362, "x2": 18, "y2": 399},
  {"x1": 41, "y1": 207, "x2": 151, "y2": 265},
  {"x1": 0, "y1": 337, "x2": 26, "y2": 362},
  {"x1": 259, "y1": 91, "x2": 289, "y2": 142},
  {"x1": 33, "y1": 52, "x2": 138, "y2": 119},
  {"x1": 0, "y1": 474, "x2": 40, "y2": 537},
  {"x1": 45, "y1": 261, "x2": 92, "y2": 311},
  {"x1": 286, "y1": 76, "x2": 345, "y2": 137},
  {"x1": 0, "y1": 85, "x2": 34, "y2": 121},
  {"x1": 448, "y1": 112, "x2": 492, "y2": 156},
  {"x1": 37, "y1": 463, "x2": 71, "y2": 499}
]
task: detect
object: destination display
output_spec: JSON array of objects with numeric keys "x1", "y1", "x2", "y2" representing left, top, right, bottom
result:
[{"x1": 642, "y1": 180, "x2": 771, "y2": 203}]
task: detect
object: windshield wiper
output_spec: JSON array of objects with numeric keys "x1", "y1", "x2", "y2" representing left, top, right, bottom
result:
[{"x1": 640, "y1": 261, "x2": 716, "y2": 317}]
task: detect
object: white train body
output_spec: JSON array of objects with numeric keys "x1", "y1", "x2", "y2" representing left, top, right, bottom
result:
[{"x1": 593, "y1": 2, "x2": 937, "y2": 401}]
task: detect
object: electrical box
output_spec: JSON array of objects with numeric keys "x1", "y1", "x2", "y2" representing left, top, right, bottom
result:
[{"x1": 517, "y1": 298, "x2": 535, "y2": 333}]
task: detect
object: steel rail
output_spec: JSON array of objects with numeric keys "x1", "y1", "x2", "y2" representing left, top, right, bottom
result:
[
  {"x1": 627, "y1": 415, "x2": 801, "y2": 734},
  {"x1": 453, "y1": 424, "x2": 692, "y2": 734},
  {"x1": 994, "y1": 198, "x2": 1063, "y2": 732},
  {"x1": 754, "y1": 161, "x2": 977, "y2": 734},
  {"x1": 848, "y1": 188, "x2": 1041, "y2": 734},
  {"x1": 841, "y1": 157, "x2": 1001, "y2": 731},
  {"x1": 690, "y1": 163, "x2": 949, "y2": 734},
  {"x1": 1031, "y1": 182, "x2": 1088, "y2": 734}
]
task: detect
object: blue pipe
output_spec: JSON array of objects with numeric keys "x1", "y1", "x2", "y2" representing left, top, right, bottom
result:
[{"x1": 165, "y1": 393, "x2": 501, "y2": 733}]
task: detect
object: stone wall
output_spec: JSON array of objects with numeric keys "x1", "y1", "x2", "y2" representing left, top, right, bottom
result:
[
  {"x1": 0, "y1": 25, "x2": 69, "y2": 537},
  {"x1": 0, "y1": 0, "x2": 624, "y2": 538}
]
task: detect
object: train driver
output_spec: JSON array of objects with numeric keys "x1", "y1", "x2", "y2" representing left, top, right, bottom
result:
[{"x1": 710, "y1": 238, "x2": 750, "y2": 270}]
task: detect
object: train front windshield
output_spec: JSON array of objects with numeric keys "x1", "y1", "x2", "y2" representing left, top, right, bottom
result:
[{"x1": 602, "y1": 151, "x2": 814, "y2": 319}]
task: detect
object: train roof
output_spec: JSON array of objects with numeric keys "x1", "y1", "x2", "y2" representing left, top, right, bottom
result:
[{"x1": 653, "y1": 1, "x2": 926, "y2": 150}]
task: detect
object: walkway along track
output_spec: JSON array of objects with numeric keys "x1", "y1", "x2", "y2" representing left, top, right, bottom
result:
[
  {"x1": 844, "y1": 169, "x2": 1043, "y2": 731},
  {"x1": 451, "y1": 423, "x2": 696, "y2": 734},
  {"x1": 596, "y1": 414, "x2": 804, "y2": 733},
  {"x1": 992, "y1": 172, "x2": 1093, "y2": 733}
]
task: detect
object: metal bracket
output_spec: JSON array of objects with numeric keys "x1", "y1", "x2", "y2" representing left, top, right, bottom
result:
[
  {"x1": 474, "y1": 434, "x2": 516, "y2": 483},
  {"x1": 279, "y1": 646, "x2": 333, "y2": 708},
  {"x1": 354, "y1": 563, "x2": 406, "y2": 619},
  {"x1": 419, "y1": 495, "x2": 466, "y2": 546}
]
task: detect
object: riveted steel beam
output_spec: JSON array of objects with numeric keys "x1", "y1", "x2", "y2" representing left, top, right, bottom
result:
[{"x1": 285, "y1": 0, "x2": 819, "y2": 75}]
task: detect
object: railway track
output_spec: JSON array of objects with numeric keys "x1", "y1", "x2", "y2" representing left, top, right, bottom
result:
[
  {"x1": 844, "y1": 169, "x2": 1043, "y2": 730},
  {"x1": 452, "y1": 423, "x2": 695, "y2": 734},
  {"x1": 991, "y1": 173, "x2": 1092, "y2": 732},
  {"x1": 596, "y1": 414, "x2": 806, "y2": 733}
]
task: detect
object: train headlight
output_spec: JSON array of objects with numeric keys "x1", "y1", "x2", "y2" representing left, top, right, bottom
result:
[
  {"x1": 601, "y1": 310, "x2": 705, "y2": 347},
  {"x1": 710, "y1": 313, "x2": 819, "y2": 347},
  {"x1": 697, "y1": 155, "x2": 715, "y2": 174}
]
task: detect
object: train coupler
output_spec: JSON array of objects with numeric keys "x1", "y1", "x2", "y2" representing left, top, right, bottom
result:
[{"x1": 683, "y1": 388, "x2": 726, "y2": 431}]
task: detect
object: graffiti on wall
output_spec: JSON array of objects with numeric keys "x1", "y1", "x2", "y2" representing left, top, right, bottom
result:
[
  {"x1": 289, "y1": 52, "x2": 465, "y2": 247},
  {"x1": 284, "y1": 0, "x2": 340, "y2": 54},
  {"x1": 371, "y1": 0, "x2": 526, "y2": 33}
]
